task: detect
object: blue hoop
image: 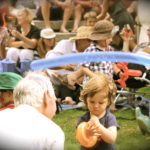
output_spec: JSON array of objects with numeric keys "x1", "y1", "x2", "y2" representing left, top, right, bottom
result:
[{"x1": 31, "y1": 51, "x2": 150, "y2": 70}]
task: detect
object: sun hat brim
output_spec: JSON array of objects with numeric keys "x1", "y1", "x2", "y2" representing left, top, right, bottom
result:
[
  {"x1": 69, "y1": 26, "x2": 94, "y2": 40},
  {"x1": 70, "y1": 36, "x2": 91, "y2": 40},
  {"x1": 89, "y1": 33, "x2": 112, "y2": 41},
  {"x1": 41, "y1": 34, "x2": 56, "y2": 39}
]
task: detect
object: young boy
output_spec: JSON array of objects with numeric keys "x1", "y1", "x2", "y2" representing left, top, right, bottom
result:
[
  {"x1": 82, "y1": 20, "x2": 122, "y2": 81},
  {"x1": 76, "y1": 69, "x2": 119, "y2": 150}
]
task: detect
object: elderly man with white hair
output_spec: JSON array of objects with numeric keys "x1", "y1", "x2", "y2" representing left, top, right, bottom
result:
[{"x1": 0, "y1": 71, "x2": 65, "y2": 150}]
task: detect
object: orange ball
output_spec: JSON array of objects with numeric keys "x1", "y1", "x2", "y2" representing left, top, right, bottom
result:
[{"x1": 76, "y1": 122, "x2": 98, "y2": 148}]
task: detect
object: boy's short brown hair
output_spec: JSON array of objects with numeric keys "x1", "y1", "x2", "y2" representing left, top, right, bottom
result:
[{"x1": 80, "y1": 72, "x2": 117, "y2": 108}]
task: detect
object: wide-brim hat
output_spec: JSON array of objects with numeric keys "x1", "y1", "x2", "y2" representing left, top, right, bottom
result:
[
  {"x1": 90, "y1": 32, "x2": 112, "y2": 41},
  {"x1": 70, "y1": 26, "x2": 94, "y2": 40},
  {"x1": 0, "y1": 72, "x2": 22, "y2": 90},
  {"x1": 89, "y1": 20, "x2": 114, "y2": 41},
  {"x1": 40, "y1": 28, "x2": 56, "y2": 39}
]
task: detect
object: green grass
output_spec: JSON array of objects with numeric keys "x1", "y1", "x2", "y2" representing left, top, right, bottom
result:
[
  {"x1": 53, "y1": 108, "x2": 150, "y2": 150},
  {"x1": 137, "y1": 86, "x2": 150, "y2": 98}
]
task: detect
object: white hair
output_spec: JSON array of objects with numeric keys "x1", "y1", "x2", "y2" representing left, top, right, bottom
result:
[{"x1": 13, "y1": 71, "x2": 56, "y2": 107}]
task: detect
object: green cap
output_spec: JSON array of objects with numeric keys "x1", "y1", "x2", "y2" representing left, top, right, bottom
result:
[{"x1": 0, "y1": 72, "x2": 22, "y2": 90}]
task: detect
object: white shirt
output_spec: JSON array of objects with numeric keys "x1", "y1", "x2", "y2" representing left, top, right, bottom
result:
[
  {"x1": 46, "y1": 39, "x2": 78, "y2": 75},
  {"x1": 46, "y1": 39, "x2": 78, "y2": 58},
  {"x1": 0, "y1": 105, "x2": 65, "y2": 150}
]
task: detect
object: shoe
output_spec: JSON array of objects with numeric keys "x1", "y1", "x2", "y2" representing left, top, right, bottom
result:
[{"x1": 137, "y1": 116, "x2": 150, "y2": 134}]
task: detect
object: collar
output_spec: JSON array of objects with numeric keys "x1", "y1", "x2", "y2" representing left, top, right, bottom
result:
[{"x1": 0, "y1": 101, "x2": 14, "y2": 111}]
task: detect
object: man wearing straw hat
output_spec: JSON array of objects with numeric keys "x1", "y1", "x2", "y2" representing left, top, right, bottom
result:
[
  {"x1": 0, "y1": 72, "x2": 22, "y2": 110},
  {"x1": 46, "y1": 26, "x2": 93, "y2": 74}
]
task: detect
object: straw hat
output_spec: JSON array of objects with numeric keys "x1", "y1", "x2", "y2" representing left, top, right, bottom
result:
[
  {"x1": 70, "y1": 26, "x2": 94, "y2": 40},
  {"x1": 89, "y1": 20, "x2": 114, "y2": 41},
  {"x1": 0, "y1": 72, "x2": 22, "y2": 90},
  {"x1": 40, "y1": 28, "x2": 56, "y2": 39}
]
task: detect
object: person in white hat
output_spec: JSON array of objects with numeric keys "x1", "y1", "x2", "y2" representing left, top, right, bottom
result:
[{"x1": 37, "y1": 28, "x2": 56, "y2": 58}]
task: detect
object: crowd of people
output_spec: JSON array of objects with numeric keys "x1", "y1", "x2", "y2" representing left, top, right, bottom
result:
[{"x1": 0, "y1": 0, "x2": 150, "y2": 149}]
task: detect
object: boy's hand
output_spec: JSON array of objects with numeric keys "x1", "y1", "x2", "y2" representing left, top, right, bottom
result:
[
  {"x1": 89, "y1": 115, "x2": 102, "y2": 138},
  {"x1": 86, "y1": 120, "x2": 101, "y2": 137},
  {"x1": 85, "y1": 115, "x2": 102, "y2": 137}
]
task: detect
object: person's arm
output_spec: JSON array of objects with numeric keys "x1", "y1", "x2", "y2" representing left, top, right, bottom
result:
[
  {"x1": 51, "y1": 64, "x2": 75, "y2": 71},
  {"x1": 11, "y1": 30, "x2": 37, "y2": 49},
  {"x1": 97, "y1": 125, "x2": 117, "y2": 144},
  {"x1": 127, "y1": 1, "x2": 137, "y2": 14},
  {"x1": 8, "y1": 40, "x2": 24, "y2": 48},
  {"x1": 0, "y1": 29, "x2": 9, "y2": 58},
  {"x1": 0, "y1": 44, "x2": 6, "y2": 59},
  {"x1": 97, "y1": 0, "x2": 109, "y2": 20},
  {"x1": 46, "y1": 40, "x2": 77, "y2": 70},
  {"x1": 66, "y1": 66, "x2": 96, "y2": 85},
  {"x1": 122, "y1": 40, "x2": 130, "y2": 52},
  {"x1": 113, "y1": 64, "x2": 123, "y2": 78},
  {"x1": 120, "y1": 27, "x2": 136, "y2": 52},
  {"x1": 89, "y1": 115, "x2": 117, "y2": 144},
  {"x1": 82, "y1": 66, "x2": 96, "y2": 78}
]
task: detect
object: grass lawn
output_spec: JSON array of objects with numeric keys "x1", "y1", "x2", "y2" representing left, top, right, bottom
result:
[{"x1": 53, "y1": 108, "x2": 150, "y2": 150}]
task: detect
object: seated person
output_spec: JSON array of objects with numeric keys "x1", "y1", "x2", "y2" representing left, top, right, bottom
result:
[
  {"x1": 6, "y1": 8, "x2": 40, "y2": 62},
  {"x1": 97, "y1": 0, "x2": 135, "y2": 32},
  {"x1": 83, "y1": 10, "x2": 98, "y2": 27},
  {"x1": 47, "y1": 69, "x2": 80, "y2": 105},
  {"x1": 0, "y1": 13, "x2": 9, "y2": 59},
  {"x1": 37, "y1": 0, "x2": 74, "y2": 32},
  {"x1": 71, "y1": 0, "x2": 101, "y2": 32},
  {"x1": 37, "y1": 28, "x2": 56, "y2": 58},
  {"x1": 0, "y1": 72, "x2": 22, "y2": 110},
  {"x1": 81, "y1": 20, "x2": 122, "y2": 81},
  {"x1": 120, "y1": 26, "x2": 150, "y2": 89}
]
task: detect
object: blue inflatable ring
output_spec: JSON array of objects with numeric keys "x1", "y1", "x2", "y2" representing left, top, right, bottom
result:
[{"x1": 31, "y1": 51, "x2": 150, "y2": 70}]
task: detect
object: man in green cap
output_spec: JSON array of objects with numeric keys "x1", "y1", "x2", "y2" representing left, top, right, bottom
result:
[{"x1": 0, "y1": 72, "x2": 22, "y2": 111}]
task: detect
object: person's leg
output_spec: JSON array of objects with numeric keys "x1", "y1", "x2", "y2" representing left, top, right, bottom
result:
[
  {"x1": 41, "y1": 0, "x2": 51, "y2": 28},
  {"x1": 60, "y1": 4, "x2": 74, "y2": 33},
  {"x1": 0, "y1": 45, "x2": 6, "y2": 59},
  {"x1": 72, "y1": 4, "x2": 84, "y2": 33},
  {"x1": 19, "y1": 49, "x2": 34, "y2": 60},
  {"x1": 6, "y1": 47, "x2": 20, "y2": 61}
]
